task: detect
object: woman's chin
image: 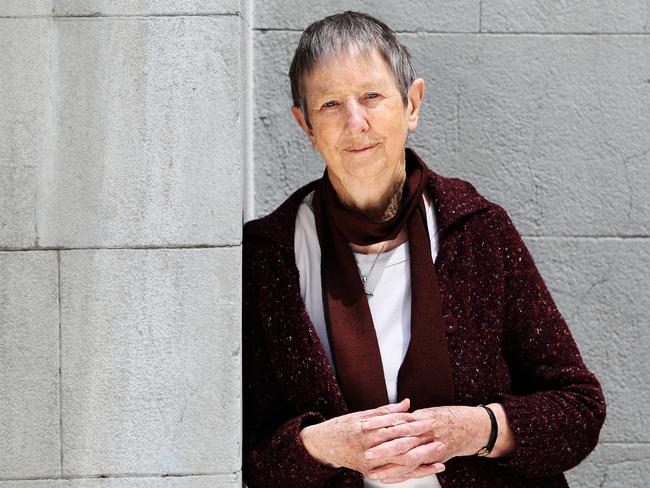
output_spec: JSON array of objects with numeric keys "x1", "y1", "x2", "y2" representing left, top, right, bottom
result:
[{"x1": 340, "y1": 158, "x2": 388, "y2": 180}]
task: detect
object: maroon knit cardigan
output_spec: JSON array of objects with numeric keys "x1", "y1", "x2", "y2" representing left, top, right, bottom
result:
[{"x1": 242, "y1": 167, "x2": 606, "y2": 488}]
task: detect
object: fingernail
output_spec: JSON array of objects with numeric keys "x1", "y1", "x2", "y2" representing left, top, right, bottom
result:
[
  {"x1": 361, "y1": 421, "x2": 369, "y2": 430},
  {"x1": 365, "y1": 451, "x2": 374, "y2": 460},
  {"x1": 369, "y1": 473, "x2": 378, "y2": 479}
]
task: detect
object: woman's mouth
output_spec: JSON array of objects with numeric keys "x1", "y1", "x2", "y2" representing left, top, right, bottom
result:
[{"x1": 346, "y1": 143, "x2": 378, "y2": 153}]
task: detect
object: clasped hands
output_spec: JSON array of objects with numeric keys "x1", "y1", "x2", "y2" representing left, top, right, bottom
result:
[{"x1": 300, "y1": 398, "x2": 488, "y2": 484}]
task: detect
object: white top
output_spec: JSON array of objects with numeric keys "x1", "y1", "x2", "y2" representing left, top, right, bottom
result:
[{"x1": 294, "y1": 190, "x2": 442, "y2": 488}]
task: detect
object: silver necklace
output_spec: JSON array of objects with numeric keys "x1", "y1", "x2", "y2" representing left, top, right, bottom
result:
[{"x1": 355, "y1": 241, "x2": 387, "y2": 296}]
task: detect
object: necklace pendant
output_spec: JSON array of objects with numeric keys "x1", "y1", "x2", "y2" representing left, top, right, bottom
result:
[{"x1": 361, "y1": 276, "x2": 373, "y2": 296}]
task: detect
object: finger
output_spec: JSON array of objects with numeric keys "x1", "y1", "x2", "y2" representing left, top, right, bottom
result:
[
  {"x1": 366, "y1": 435, "x2": 441, "y2": 464},
  {"x1": 362, "y1": 414, "x2": 432, "y2": 434},
  {"x1": 368, "y1": 442, "x2": 446, "y2": 479},
  {"x1": 359, "y1": 398, "x2": 410, "y2": 419},
  {"x1": 366, "y1": 462, "x2": 413, "y2": 481},
  {"x1": 381, "y1": 462, "x2": 446, "y2": 483},
  {"x1": 361, "y1": 419, "x2": 438, "y2": 452},
  {"x1": 409, "y1": 462, "x2": 446, "y2": 477},
  {"x1": 365, "y1": 436, "x2": 423, "y2": 467},
  {"x1": 360, "y1": 412, "x2": 419, "y2": 432}
]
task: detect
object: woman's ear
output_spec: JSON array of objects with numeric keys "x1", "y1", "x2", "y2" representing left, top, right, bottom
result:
[
  {"x1": 291, "y1": 105, "x2": 315, "y2": 144},
  {"x1": 407, "y1": 78, "x2": 425, "y2": 132}
]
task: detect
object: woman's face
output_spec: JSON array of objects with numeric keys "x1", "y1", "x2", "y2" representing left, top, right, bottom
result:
[{"x1": 291, "y1": 47, "x2": 424, "y2": 212}]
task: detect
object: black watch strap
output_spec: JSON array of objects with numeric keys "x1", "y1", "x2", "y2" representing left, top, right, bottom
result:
[{"x1": 475, "y1": 404, "x2": 498, "y2": 457}]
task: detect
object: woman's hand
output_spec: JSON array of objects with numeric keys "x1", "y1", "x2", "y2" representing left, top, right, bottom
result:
[
  {"x1": 361, "y1": 405, "x2": 490, "y2": 483},
  {"x1": 300, "y1": 398, "x2": 428, "y2": 475}
]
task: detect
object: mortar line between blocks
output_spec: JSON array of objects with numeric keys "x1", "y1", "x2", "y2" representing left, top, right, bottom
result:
[
  {"x1": 242, "y1": 0, "x2": 255, "y2": 221},
  {"x1": 0, "y1": 472, "x2": 241, "y2": 482},
  {"x1": 0, "y1": 12, "x2": 241, "y2": 19},
  {"x1": 1, "y1": 236, "x2": 648, "y2": 253},
  {"x1": 0, "y1": 243, "x2": 242, "y2": 252},
  {"x1": 57, "y1": 249, "x2": 63, "y2": 475},
  {"x1": 253, "y1": 27, "x2": 650, "y2": 36}
]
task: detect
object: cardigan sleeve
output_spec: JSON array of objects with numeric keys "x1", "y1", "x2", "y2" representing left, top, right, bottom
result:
[
  {"x1": 242, "y1": 239, "x2": 344, "y2": 488},
  {"x1": 489, "y1": 206, "x2": 606, "y2": 477}
]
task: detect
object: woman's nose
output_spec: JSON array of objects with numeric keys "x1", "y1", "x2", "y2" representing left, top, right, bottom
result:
[{"x1": 343, "y1": 100, "x2": 369, "y2": 132}]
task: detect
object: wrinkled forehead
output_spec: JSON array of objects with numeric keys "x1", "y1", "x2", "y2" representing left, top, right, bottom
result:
[{"x1": 302, "y1": 44, "x2": 393, "y2": 97}]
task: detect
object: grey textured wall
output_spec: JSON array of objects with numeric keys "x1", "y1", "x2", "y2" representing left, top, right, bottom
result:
[
  {"x1": 1, "y1": 1, "x2": 245, "y2": 486},
  {"x1": 252, "y1": 2, "x2": 650, "y2": 487}
]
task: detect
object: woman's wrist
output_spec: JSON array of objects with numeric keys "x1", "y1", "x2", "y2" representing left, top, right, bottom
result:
[
  {"x1": 300, "y1": 424, "x2": 340, "y2": 468},
  {"x1": 483, "y1": 403, "x2": 515, "y2": 458},
  {"x1": 468, "y1": 403, "x2": 508, "y2": 458},
  {"x1": 467, "y1": 406, "x2": 494, "y2": 455}
]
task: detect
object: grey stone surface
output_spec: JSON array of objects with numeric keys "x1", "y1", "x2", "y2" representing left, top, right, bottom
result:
[
  {"x1": 0, "y1": 475, "x2": 241, "y2": 487},
  {"x1": 67, "y1": 474, "x2": 242, "y2": 487},
  {"x1": 0, "y1": 1, "x2": 53, "y2": 16},
  {"x1": 75, "y1": 475, "x2": 242, "y2": 487},
  {"x1": 0, "y1": 251, "x2": 60, "y2": 478},
  {"x1": 404, "y1": 33, "x2": 650, "y2": 237},
  {"x1": 482, "y1": 1, "x2": 650, "y2": 33},
  {"x1": 253, "y1": 31, "x2": 650, "y2": 239},
  {"x1": 54, "y1": 0, "x2": 240, "y2": 17},
  {"x1": 525, "y1": 237, "x2": 649, "y2": 443},
  {"x1": 0, "y1": 19, "x2": 54, "y2": 248},
  {"x1": 59, "y1": 247, "x2": 241, "y2": 475},
  {"x1": 566, "y1": 442, "x2": 650, "y2": 488},
  {"x1": 38, "y1": 16, "x2": 241, "y2": 248},
  {"x1": 0, "y1": 484, "x2": 60, "y2": 488},
  {"x1": 2, "y1": 0, "x2": 244, "y2": 484},
  {"x1": 254, "y1": 0, "x2": 480, "y2": 32},
  {"x1": 253, "y1": 30, "x2": 316, "y2": 216}
]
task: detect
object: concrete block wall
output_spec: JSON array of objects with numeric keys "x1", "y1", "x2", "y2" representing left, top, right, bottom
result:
[
  {"x1": 1, "y1": 1, "x2": 245, "y2": 486},
  {"x1": 3, "y1": 1, "x2": 648, "y2": 486},
  {"x1": 251, "y1": 2, "x2": 650, "y2": 487}
]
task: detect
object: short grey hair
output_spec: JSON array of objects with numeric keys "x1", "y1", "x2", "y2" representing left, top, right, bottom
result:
[{"x1": 289, "y1": 10, "x2": 416, "y2": 129}]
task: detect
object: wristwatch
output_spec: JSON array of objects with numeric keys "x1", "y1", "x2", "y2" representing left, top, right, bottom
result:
[{"x1": 475, "y1": 404, "x2": 498, "y2": 457}]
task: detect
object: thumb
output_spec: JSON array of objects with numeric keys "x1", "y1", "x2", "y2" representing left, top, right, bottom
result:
[{"x1": 359, "y1": 398, "x2": 411, "y2": 418}]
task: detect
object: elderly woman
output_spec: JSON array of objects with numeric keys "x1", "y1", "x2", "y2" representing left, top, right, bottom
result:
[{"x1": 243, "y1": 10, "x2": 605, "y2": 488}]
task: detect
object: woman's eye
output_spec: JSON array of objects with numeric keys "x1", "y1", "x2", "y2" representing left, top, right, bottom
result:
[
  {"x1": 367, "y1": 92, "x2": 381, "y2": 99},
  {"x1": 322, "y1": 101, "x2": 337, "y2": 108}
]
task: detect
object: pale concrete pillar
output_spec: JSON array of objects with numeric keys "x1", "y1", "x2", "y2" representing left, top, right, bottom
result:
[{"x1": 1, "y1": 1, "x2": 245, "y2": 486}]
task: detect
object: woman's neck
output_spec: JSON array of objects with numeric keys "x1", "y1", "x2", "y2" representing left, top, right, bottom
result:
[
  {"x1": 332, "y1": 168, "x2": 406, "y2": 222},
  {"x1": 380, "y1": 183, "x2": 403, "y2": 221},
  {"x1": 325, "y1": 165, "x2": 409, "y2": 254},
  {"x1": 346, "y1": 177, "x2": 408, "y2": 254}
]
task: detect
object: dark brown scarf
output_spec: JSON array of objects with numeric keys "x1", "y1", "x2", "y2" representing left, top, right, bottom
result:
[{"x1": 312, "y1": 148, "x2": 455, "y2": 413}]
